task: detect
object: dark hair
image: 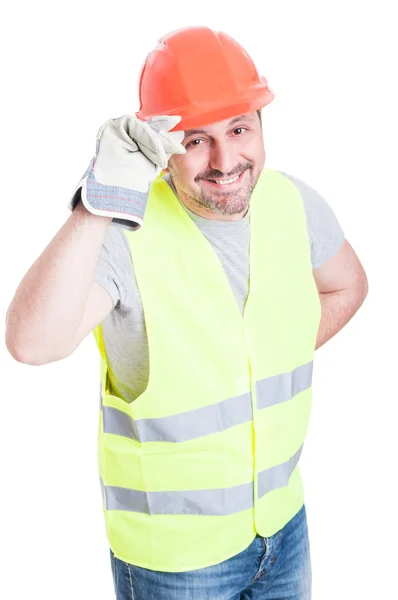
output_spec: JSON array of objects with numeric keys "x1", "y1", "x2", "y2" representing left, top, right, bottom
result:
[{"x1": 256, "y1": 109, "x2": 262, "y2": 124}]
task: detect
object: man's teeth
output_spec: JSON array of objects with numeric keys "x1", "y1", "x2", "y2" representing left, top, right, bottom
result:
[{"x1": 208, "y1": 174, "x2": 240, "y2": 185}]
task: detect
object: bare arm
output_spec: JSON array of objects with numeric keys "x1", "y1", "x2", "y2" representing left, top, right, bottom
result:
[
  {"x1": 5, "y1": 200, "x2": 113, "y2": 365},
  {"x1": 313, "y1": 239, "x2": 368, "y2": 350}
]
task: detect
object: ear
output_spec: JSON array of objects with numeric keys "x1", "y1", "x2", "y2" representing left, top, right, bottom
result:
[{"x1": 162, "y1": 167, "x2": 170, "y2": 174}]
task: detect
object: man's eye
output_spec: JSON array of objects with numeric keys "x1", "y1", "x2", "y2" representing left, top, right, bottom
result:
[
  {"x1": 233, "y1": 127, "x2": 247, "y2": 135},
  {"x1": 186, "y1": 139, "x2": 202, "y2": 148}
]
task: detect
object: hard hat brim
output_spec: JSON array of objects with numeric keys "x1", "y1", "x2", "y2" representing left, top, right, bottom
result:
[{"x1": 136, "y1": 85, "x2": 275, "y2": 132}]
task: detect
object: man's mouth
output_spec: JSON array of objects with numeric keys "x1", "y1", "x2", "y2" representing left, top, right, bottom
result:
[{"x1": 202, "y1": 170, "x2": 246, "y2": 188}]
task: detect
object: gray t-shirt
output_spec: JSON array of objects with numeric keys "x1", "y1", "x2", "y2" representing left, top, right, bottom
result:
[{"x1": 94, "y1": 171, "x2": 345, "y2": 403}]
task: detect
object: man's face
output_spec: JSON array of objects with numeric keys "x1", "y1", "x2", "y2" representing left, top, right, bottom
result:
[{"x1": 165, "y1": 111, "x2": 265, "y2": 219}]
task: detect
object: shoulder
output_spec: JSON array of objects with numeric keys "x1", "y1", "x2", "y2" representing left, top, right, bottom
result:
[
  {"x1": 93, "y1": 222, "x2": 135, "y2": 309},
  {"x1": 101, "y1": 221, "x2": 132, "y2": 260},
  {"x1": 276, "y1": 171, "x2": 345, "y2": 269},
  {"x1": 276, "y1": 170, "x2": 329, "y2": 212}
]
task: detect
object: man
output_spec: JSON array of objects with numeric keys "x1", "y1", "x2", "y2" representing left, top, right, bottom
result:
[{"x1": 5, "y1": 26, "x2": 368, "y2": 600}]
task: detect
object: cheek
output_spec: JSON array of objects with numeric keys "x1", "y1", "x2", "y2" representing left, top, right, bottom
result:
[
  {"x1": 169, "y1": 163, "x2": 199, "y2": 189},
  {"x1": 240, "y1": 137, "x2": 264, "y2": 158},
  {"x1": 175, "y1": 154, "x2": 207, "y2": 183}
]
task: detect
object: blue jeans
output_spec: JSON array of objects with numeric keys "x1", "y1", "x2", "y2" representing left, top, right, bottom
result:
[{"x1": 109, "y1": 503, "x2": 311, "y2": 599}]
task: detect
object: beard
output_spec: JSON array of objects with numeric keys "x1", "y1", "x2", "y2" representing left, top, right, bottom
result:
[{"x1": 191, "y1": 164, "x2": 259, "y2": 216}]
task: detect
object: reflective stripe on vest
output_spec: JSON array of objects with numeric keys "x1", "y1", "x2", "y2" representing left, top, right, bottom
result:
[
  {"x1": 99, "y1": 444, "x2": 302, "y2": 515},
  {"x1": 100, "y1": 361, "x2": 313, "y2": 443}
]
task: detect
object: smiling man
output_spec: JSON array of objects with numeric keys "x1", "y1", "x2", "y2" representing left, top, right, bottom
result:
[
  {"x1": 6, "y1": 25, "x2": 368, "y2": 600},
  {"x1": 167, "y1": 111, "x2": 263, "y2": 219}
]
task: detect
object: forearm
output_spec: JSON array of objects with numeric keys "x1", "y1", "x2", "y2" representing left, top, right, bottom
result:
[
  {"x1": 5, "y1": 201, "x2": 112, "y2": 363},
  {"x1": 315, "y1": 289, "x2": 365, "y2": 350}
]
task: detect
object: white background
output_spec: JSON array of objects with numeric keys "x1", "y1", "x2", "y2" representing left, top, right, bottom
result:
[{"x1": 1, "y1": 1, "x2": 397, "y2": 598}]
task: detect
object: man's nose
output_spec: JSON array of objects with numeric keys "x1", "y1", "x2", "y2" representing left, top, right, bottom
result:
[{"x1": 208, "y1": 140, "x2": 239, "y2": 176}]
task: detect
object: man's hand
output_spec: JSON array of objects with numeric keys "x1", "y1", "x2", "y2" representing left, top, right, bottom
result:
[
  {"x1": 67, "y1": 115, "x2": 186, "y2": 230},
  {"x1": 313, "y1": 239, "x2": 368, "y2": 350}
]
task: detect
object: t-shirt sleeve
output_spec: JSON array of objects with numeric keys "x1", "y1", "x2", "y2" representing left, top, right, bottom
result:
[
  {"x1": 93, "y1": 223, "x2": 131, "y2": 309},
  {"x1": 278, "y1": 171, "x2": 345, "y2": 269}
]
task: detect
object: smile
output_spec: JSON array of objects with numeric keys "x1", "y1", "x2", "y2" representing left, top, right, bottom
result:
[{"x1": 202, "y1": 170, "x2": 246, "y2": 188}]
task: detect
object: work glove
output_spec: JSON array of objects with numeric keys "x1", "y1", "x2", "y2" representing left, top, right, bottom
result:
[{"x1": 67, "y1": 114, "x2": 186, "y2": 230}]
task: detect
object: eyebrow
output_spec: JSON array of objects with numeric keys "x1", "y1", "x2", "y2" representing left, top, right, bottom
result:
[{"x1": 184, "y1": 114, "x2": 254, "y2": 137}]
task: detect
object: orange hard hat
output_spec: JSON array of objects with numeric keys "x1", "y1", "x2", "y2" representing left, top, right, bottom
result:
[{"x1": 135, "y1": 26, "x2": 275, "y2": 132}]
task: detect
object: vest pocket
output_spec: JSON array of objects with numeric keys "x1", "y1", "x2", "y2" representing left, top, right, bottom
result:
[{"x1": 104, "y1": 367, "x2": 128, "y2": 403}]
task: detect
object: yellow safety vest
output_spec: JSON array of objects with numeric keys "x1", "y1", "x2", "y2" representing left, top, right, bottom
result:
[{"x1": 93, "y1": 168, "x2": 321, "y2": 572}]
